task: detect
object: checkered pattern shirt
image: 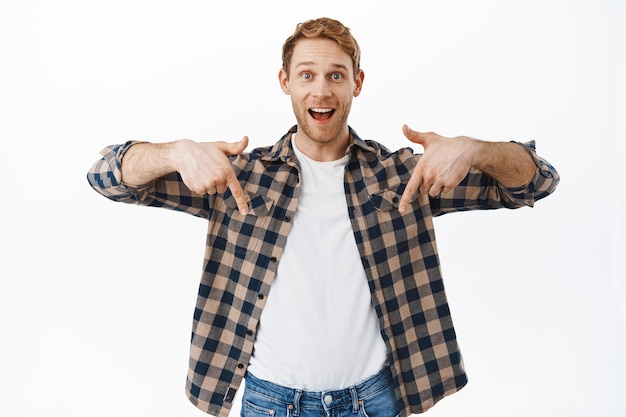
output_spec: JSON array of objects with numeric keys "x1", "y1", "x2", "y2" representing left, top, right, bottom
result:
[{"x1": 87, "y1": 125, "x2": 559, "y2": 417}]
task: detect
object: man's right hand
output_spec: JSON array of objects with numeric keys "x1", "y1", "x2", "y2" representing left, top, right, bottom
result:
[
  {"x1": 173, "y1": 137, "x2": 249, "y2": 214},
  {"x1": 121, "y1": 136, "x2": 250, "y2": 215}
]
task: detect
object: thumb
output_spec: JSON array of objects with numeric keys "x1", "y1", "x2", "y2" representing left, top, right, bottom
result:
[
  {"x1": 402, "y1": 125, "x2": 429, "y2": 148},
  {"x1": 223, "y1": 136, "x2": 249, "y2": 156}
]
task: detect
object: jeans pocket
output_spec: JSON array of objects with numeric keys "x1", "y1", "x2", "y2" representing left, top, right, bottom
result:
[
  {"x1": 359, "y1": 400, "x2": 400, "y2": 417},
  {"x1": 358, "y1": 380, "x2": 401, "y2": 417},
  {"x1": 242, "y1": 399, "x2": 278, "y2": 417}
]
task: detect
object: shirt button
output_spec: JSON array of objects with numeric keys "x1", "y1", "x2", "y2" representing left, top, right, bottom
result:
[
  {"x1": 257, "y1": 294, "x2": 264, "y2": 300},
  {"x1": 285, "y1": 216, "x2": 291, "y2": 222},
  {"x1": 324, "y1": 394, "x2": 332, "y2": 405},
  {"x1": 270, "y1": 256, "x2": 277, "y2": 262},
  {"x1": 246, "y1": 329, "x2": 253, "y2": 336},
  {"x1": 237, "y1": 363, "x2": 245, "y2": 369}
]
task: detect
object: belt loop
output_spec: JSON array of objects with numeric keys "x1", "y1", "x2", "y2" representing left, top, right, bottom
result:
[
  {"x1": 349, "y1": 386, "x2": 359, "y2": 413},
  {"x1": 293, "y1": 389, "x2": 303, "y2": 416}
]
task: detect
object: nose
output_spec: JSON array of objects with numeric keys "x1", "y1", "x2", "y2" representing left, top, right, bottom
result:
[{"x1": 311, "y1": 78, "x2": 332, "y2": 98}]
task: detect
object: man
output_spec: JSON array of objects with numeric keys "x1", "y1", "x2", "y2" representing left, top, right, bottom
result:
[{"x1": 88, "y1": 17, "x2": 559, "y2": 417}]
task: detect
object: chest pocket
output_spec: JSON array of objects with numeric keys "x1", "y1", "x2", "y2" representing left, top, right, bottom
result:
[
  {"x1": 218, "y1": 191, "x2": 274, "y2": 256},
  {"x1": 369, "y1": 189, "x2": 404, "y2": 211},
  {"x1": 369, "y1": 188, "x2": 425, "y2": 255}
]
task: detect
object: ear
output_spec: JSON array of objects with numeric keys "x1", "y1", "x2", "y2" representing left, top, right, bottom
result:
[
  {"x1": 353, "y1": 69, "x2": 365, "y2": 97},
  {"x1": 278, "y1": 68, "x2": 290, "y2": 95}
]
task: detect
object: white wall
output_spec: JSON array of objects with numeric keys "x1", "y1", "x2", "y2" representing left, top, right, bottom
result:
[{"x1": 1, "y1": 1, "x2": 624, "y2": 416}]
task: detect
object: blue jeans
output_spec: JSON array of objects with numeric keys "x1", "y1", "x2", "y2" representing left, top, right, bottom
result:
[{"x1": 241, "y1": 367, "x2": 402, "y2": 417}]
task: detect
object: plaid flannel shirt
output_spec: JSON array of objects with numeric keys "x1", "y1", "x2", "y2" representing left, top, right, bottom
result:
[{"x1": 87, "y1": 125, "x2": 559, "y2": 417}]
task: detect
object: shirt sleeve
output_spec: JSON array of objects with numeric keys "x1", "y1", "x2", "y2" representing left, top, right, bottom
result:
[
  {"x1": 86, "y1": 141, "x2": 210, "y2": 218},
  {"x1": 430, "y1": 140, "x2": 559, "y2": 216}
]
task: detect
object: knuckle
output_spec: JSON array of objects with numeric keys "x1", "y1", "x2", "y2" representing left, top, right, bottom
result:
[
  {"x1": 230, "y1": 187, "x2": 244, "y2": 198},
  {"x1": 215, "y1": 166, "x2": 230, "y2": 177},
  {"x1": 423, "y1": 170, "x2": 436, "y2": 182}
]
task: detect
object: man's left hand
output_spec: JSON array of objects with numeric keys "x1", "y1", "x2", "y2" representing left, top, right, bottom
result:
[{"x1": 399, "y1": 125, "x2": 478, "y2": 213}]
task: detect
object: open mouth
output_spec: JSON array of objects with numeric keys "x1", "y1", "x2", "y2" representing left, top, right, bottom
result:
[{"x1": 308, "y1": 107, "x2": 335, "y2": 121}]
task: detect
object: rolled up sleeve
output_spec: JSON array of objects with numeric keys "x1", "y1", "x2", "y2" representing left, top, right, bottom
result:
[
  {"x1": 86, "y1": 141, "x2": 151, "y2": 203},
  {"x1": 511, "y1": 140, "x2": 560, "y2": 204}
]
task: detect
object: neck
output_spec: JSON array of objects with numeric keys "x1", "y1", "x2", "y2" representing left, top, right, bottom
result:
[{"x1": 293, "y1": 127, "x2": 350, "y2": 162}]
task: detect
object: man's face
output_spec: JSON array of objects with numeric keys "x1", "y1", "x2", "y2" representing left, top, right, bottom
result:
[{"x1": 279, "y1": 38, "x2": 364, "y2": 160}]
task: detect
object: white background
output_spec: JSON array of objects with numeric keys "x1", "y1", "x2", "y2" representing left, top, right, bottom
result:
[{"x1": 1, "y1": 1, "x2": 625, "y2": 416}]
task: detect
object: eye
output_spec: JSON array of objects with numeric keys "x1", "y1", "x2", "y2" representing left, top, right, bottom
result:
[
  {"x1": 301, "y1": 72, "x2": 312, "y2": 80},
  {"x1": 331, "y1": 73, "x2": 342, "y2": 80}
]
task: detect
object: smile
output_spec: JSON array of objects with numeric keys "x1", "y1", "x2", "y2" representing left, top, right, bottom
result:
[{"x1": 308, "y1": 107, "x2": 335, "y2": 121}]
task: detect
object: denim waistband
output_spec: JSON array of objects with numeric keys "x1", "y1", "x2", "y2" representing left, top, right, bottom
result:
[{"x1": 244, "y1": 366, "x2": 394, "y2": 413}]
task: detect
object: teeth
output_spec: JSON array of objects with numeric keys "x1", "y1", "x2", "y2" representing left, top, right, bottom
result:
[{"x1": 310, "y1": 108, "x2": 333, "y2": 113}]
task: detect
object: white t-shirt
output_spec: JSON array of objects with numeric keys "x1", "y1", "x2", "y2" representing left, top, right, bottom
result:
[{"x1": 247, "y1": 135, "x2": 388, "y2": 390}]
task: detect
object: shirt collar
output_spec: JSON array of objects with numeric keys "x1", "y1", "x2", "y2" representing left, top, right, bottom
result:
[{"x1": 260, "y1": 125, "x2": 377, "y2": 163}]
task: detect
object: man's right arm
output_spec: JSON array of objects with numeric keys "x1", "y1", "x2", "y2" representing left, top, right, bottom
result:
[
  {"x1": 119, "y1": 142, "x2": 178, "y2": 186},
  {"x1": 88, "y1": 137, "x2": 250, "y2": 215}
]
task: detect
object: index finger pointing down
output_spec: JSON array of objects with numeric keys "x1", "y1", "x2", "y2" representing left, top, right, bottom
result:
[
  {"x1": 228, "y1": 176, "x2": 249, "y2": 215},
  {"x1": 399, "y1": 175, "x2": 420, "y2": 214}
]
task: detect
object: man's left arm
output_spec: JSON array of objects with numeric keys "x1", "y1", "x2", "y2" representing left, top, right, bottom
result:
[{"x1": 398, "y1": 125, "x2": 559, "y2": 213}]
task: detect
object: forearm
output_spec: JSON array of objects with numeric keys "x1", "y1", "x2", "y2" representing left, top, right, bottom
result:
[
  {"x1": 120, "y1": 141, "x2": 179, "y2": 186},
  {"x1": 471, "y1": 140, "x2": 536, "y2": 188}
]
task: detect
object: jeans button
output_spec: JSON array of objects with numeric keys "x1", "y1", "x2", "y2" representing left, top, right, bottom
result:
[{"x1": 324, "y1": 394, "x2": 332, "y2": 405}]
